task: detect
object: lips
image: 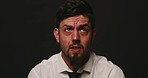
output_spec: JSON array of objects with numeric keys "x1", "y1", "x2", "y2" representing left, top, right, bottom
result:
[{"x1": 70, "y1": 45, "x2": 82, "y2": 52}]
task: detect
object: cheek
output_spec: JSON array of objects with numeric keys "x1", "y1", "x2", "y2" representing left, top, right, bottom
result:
[
  {"x1": 59, "y1": 34, "x2": 71, "y2": 47},
  {"x1": 81, "y1": 36, "x2": 92, "y2": 47}
]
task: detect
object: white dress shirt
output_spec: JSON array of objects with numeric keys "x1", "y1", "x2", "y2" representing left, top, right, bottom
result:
[{"x1": 28, "y1": 52, "x2": 125, "y2": 78}]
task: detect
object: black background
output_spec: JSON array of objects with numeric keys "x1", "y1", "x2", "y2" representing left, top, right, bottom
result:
[{"x1": 1, "y1": 0, "x2": 148, "y2": 78}]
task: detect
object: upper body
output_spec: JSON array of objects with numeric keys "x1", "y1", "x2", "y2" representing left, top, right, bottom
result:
[
  {"x1": 28, "y1": 0, "x2": 125, "y2": 78},
  {"x1": 28, "y1": 52, "x2": 125, "y2": 78}
]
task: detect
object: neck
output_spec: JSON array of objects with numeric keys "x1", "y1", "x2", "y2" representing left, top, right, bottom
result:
[{"x1": 62, "y1": 52, "x2": 90, "y2": 72}]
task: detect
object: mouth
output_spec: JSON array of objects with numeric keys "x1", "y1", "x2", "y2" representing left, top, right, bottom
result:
[{"x1": 70, "y1": 45, "x2": 82, "y2": 53}]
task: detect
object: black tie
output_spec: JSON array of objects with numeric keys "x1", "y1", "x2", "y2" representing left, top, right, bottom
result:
[{"x1": 68, "y1": 72, "x2": 81, "y2": 78}]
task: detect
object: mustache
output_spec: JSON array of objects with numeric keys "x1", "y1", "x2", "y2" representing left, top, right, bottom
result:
[
  {"x1": 68, "y1": 43, "x2": 83, "y2": 49},
  {"x1": 70, "y1": 43, "x2": 82, "y2": 47}
]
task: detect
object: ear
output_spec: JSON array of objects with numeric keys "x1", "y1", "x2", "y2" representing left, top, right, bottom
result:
[
  {"x1": 92, "y1": 29, "x2": 96, "y2": 40},
  {"x1": 53, "y1": 28, "x2": 59, "y2": 43}
]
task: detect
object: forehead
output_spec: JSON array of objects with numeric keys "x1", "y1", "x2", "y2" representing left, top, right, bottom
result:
[{"x1": 60, "y1": 15, "x2": 89, "y2": 25}]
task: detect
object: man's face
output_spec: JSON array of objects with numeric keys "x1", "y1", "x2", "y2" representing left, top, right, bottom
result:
[{"x1": 54, "y1": 15, "x2": 95, "y2": 61}]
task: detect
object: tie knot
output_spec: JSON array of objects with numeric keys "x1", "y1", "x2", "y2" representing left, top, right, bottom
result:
[{"x1": 68, "y1": 72, "x2": 81, "y2": 78}]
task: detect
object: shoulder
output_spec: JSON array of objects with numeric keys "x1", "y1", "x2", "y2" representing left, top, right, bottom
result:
[
  {"x1": 40, "y1": 53, "x2": 60, "y2": 66},
  {"x1": 35, "y1": 53, "x2": 60, "y2": 68},
  {"x1": 28, "y1": 53, "x2": 60, "y2": 78},
  {"x1": 94, "y1": 55, "x2": 114, "y2": 68},
  {"x1": 93, "y1": 54, "x2": 114, "y2": 71},
  {"x1": 93, "y1": 53, "x2": 125, "y2": 78}
]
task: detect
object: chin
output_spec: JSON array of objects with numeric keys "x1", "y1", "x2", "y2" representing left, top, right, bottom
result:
[{"x1": 69, "y1": 52, "x2": 83, "y2": 59}]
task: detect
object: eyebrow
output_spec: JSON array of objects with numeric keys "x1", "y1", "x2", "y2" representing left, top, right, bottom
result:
[
  {"x1": 79, "y1": 24, "x2": 89, "y2": 27},
  {"x1": 62, "y1": 25, "x2": 73, "y2": 28},
  {"x1": 63, "y1": 24, "x2": 89, "y2": 28}
]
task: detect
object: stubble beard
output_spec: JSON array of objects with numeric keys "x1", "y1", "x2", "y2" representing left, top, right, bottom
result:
[
  {"x1": 60, "y1": 41, "x2": 91, "y2": 68},
  {"x1": 66, "y1": 46, "x2": 90, "y2": 67},
  {"x1": 67, "y1": 47, "x2": 82, "y2": 65}
]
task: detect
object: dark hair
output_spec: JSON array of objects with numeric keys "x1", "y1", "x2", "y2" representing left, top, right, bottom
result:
[{"x1": 55, "y1": 0, "x2": 95, "y2": 29}]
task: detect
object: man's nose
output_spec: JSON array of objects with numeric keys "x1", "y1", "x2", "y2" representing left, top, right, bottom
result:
[{"x1": 72, "y1": 30, "x2": 80, "y2": 43}]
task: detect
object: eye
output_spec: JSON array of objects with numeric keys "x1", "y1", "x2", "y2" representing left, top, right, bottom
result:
[
  {"x1": 80, "y1": 28, "x2": 87, "y2": 32},
  {"x1": 65, "y1": 27, "x2": 72, "y2": 32}
]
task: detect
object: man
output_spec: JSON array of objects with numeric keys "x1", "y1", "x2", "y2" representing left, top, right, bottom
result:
[{"x1": 28, "y1": 0, "x2": 125, "y2": 78}]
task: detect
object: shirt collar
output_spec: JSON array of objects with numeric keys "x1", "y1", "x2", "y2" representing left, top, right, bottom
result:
[
  {"x1": 57, "y1": 52, "x2": 73, "y2": 73},
  {"x1": 57, "y1": 51, "x2": 95, "y2": 73},
  {"x1": 77, "y1": 52, "x2": 95, "y2": 73}
]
